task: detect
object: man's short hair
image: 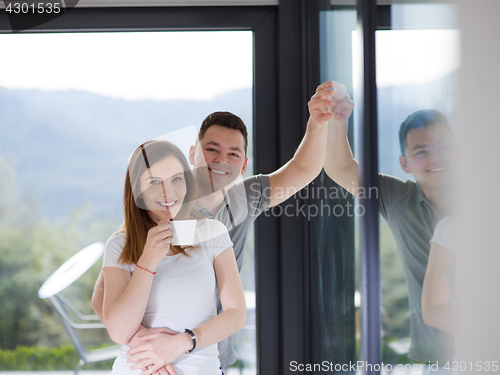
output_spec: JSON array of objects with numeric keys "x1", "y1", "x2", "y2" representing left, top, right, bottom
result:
[
  {"x1": 198, "y1": 111, "x2": 248, "y2": 155},
  {"x1": 398, "y1": 109, "x2": 451, "y2": 156}
]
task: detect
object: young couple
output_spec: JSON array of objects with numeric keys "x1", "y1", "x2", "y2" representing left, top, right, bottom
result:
[
  {"x1": 93, "y1": 81, "x2": 346, "y2": 374},
  {"x1": 94, "y1": 80, "x2": 455, "y2": 374}
]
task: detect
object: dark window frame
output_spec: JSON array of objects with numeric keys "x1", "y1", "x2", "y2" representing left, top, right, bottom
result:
[
  {"x1": 0, "y1": 1, "x2": 388, "y2": 373},
  {"x1": 0, "y1": 5, "x2": 282, "y2": 373}
]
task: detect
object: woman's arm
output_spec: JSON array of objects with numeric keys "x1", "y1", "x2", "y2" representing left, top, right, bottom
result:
[
  {"x1": 91, "y1": 270, "x2": 105, "y2": 322},
  {"x1": 102, "y1": 266, "x2": 155, "y2": 344},
  {"x1": 127, "y1": 245, "x2": 247, "y2": 374},
  {"x1": 421, "y1": 241, "x2": 456, "y2": 335},
  {"x1": 102, "y1": 220, "x2": 173, "y2": 345}
]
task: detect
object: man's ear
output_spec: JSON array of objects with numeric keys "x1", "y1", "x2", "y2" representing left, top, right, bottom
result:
[
  {"x1": 241, "y1": 157, "x2": 249, "y2": 176},
  {"x1": 399, "y1": 155, "x2": 410, "y2": 174},
  {"x1": 189, "y1": 145, "x2": 195, "y2": 166}
]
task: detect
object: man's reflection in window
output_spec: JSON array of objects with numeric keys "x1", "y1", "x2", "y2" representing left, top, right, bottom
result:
[{"x1": 324, "y1": 104, "x2": 456, "y2": 369}]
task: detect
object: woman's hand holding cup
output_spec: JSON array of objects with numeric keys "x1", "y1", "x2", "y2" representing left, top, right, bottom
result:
[{"x1": 139, "y1": 219, "x2": 172, "y2": 272}]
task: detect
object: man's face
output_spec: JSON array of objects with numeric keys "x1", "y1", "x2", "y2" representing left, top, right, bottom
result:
[
  {"x1": 189, "y1": 124, "x2": 248, "y2": 193},
  {"x1": 399, "y1": 123, "x2": 454, "y2": 190}
]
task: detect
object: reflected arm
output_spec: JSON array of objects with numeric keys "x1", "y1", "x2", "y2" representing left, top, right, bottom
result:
[
  {"x1": 323, "y1": 119, "x2": 361, "y2": 198},
  {"x1": 318, "y1": 81, "x2": 359, "y2": 197},
  {"x1": 421, "y1": 242, "x2": 456, "y2": 335}
]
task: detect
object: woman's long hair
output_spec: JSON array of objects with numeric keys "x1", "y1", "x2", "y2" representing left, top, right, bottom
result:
[{"x1": 118, "y1": 140, "x2": 203, "y2": 264}]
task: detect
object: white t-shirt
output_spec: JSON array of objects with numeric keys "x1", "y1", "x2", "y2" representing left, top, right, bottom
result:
[
  {"x1": 103, "y1": 219, "x2": 233, "y2": 375},
  {"x1": 430, "y1": 215, "x2": 458, "y2": 360},
  {"x1": 430, "y1": 215, "x2": 457, "y2": 253}
]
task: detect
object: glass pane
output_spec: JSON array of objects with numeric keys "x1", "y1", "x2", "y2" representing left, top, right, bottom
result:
[
  {"x1": 316, "y1": 5, "x2": 358, "y2": 371},
  {"x1": 0, "y1": 31, "x2": 255, "y2": 374},
  {"x1": 376, "y1": 3, "x2": 459, "y2": 373},
  {"x1": 321, "y1": 3, "x2": 459, "y2": 374}
]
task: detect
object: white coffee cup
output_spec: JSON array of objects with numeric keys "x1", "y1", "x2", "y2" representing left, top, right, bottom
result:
[{"x1": 170, "y1": 220, "x2": 197, "y2": 246}]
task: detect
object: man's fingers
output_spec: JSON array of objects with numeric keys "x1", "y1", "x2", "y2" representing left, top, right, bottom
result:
[
  {"x1": 142, "y1": 364, "x2": 176, "y2": 375},
  {"x1": 128, "y1": 349, "x2": 153, "y2": 364},
  {"x1": 316, "y1": 80, "x2": 334, "y2": 91},
  {"x1": 140, "y1": 365, "x2": 164, "y2": 375},
  {"x1": 309, "y1": 98, "x2": 335, "y2": 122},
  {"x1": 165, "y1": 364, "x2": 178, "y2": 375},
  {"x1": 132, "y1": 361, "x2": 154, "y2": 371},
  {"x1": 318, "y1": 113, "x2": 334, "y2": 122},
  {"x1": 312, "y1": 81, "x2": 350, "y2": 103},
  {"x1": 129, "y1": 357, "x2": 154, "y2": 371},
  {"x1": 310, "y1": 98, "x2": 334, "y2": 110},
  {"x1": 331, "y1": 98, "x2": 355, "y2": 113},
  {"x1": 307, "y1": 80, "x2": 352, "y2": 125},
  {"x1": 311, "y1": 88, "x2": 333, "y2": 101},
  {"x1": 329, "y1": 81, "x2": 350, "y2": 101}
]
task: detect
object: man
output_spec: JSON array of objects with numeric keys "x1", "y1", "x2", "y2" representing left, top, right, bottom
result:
[
  {"x1": 321, "y1": 81, "x2": 455, "y2": 367},
  {"x1": 92, "y1": 81, "x2": 350, "y2": 374}
]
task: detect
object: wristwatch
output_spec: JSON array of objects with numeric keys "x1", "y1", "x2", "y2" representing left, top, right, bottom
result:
[{"x1": 184, "y1": 328, "x2": 196, "y2": 353}]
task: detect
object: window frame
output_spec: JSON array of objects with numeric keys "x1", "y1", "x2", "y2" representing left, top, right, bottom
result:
[
  {"x1": 0, "y1": 5, "x2": 282, "y2": 373},
  {"x1": 0, "y1": 1, "x2": 387, "y2": 373}
]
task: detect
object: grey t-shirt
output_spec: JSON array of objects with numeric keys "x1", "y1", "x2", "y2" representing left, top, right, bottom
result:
[
  {"x1": 196, "y1": 174, "x2": 271, "y2": 368},
  {"x1": 379, "y1": 174, "x2": 454, "y2": 364}
]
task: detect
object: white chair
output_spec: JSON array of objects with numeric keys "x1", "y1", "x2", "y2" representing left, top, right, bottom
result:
[
  {"x1": 38, "y1": 242, "x2": 120, "y2": 374},
  {"x1": 48, "y1": 293, "x2": 120, "y2": 374}
]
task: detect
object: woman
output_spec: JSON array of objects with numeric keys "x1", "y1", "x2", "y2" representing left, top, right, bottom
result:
[
  {"x1": 422, "y1": 215, "x2": 457, "y2": 366},
  {"x1": 422, "y1": 215, "x2": 457, "y2": 335},
  {"x1": 102, "y1": 140, "x2": 246, "y2": 375}
]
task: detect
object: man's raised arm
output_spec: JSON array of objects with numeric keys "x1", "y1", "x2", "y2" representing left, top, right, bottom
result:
[
  {"x1": 268, "y1": 81, "x2": 354, "y2": 207},
  {"x1": 321, "y1": 81, "x2": 360, "y2": 198}
]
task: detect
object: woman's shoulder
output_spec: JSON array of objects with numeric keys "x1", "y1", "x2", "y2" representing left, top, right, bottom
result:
[
  {"x1": 105, "y1": 231, "x2": 126, "y2": 249},
  {"x1": 103, "y1": 231, "x2": 129, "y2": 268}
]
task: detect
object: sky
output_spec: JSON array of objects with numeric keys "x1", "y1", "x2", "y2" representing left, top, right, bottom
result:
[
  {"x1": 375, "y1": 29, "x2": 460, "y2": 88},
  {"x1": 0, "y1": 31, "x2": 253, "y2": 101},
  {"x1": 0, "y1": 28, "x2": 460, "y2": 99}
]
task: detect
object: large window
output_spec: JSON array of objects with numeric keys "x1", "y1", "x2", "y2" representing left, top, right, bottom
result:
[
  {"x1": 319, "y1": 1, "x2": 459, "y2": 373},
  {"x1": 0, "y1": 29, "x2": 257, "y2": 374},
  {"x1": 8, "y1": 2, "x2": 485, "y2": 374},
  {"x1": 376, "y1": 4, "x2": 459, "y2": 369}
]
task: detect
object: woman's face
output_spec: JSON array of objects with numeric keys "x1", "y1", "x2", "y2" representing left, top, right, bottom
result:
[{"x1": 138, "y1": 156, "x2": 187, "y2": 222}]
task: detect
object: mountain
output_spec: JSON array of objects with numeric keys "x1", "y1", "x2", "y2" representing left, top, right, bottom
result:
[
  {"x1": 0, "y1": 72, "x2": 457, "y2": 223},
  {"x1": 0, "y1": 87, "x2": 252, "y2": 222}
]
